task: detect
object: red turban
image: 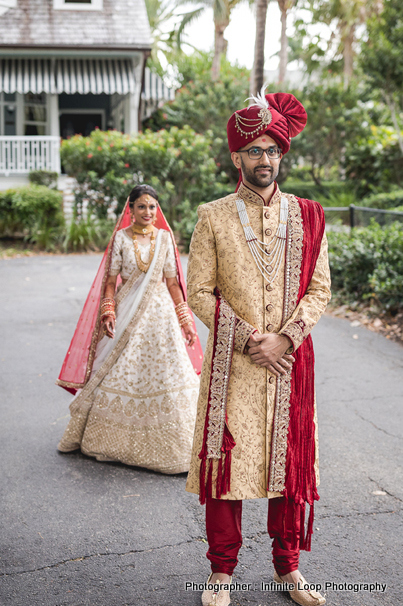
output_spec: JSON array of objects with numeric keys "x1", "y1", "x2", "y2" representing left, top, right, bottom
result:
[{"x1": 227, "y1": 92, "x2": 307, "y2": 154}]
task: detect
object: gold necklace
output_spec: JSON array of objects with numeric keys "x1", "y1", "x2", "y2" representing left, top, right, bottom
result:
[
  {"x1": 131, "y1": 222, "x2": 154, "y2": 235},
  {"x1": 132, "y1": 229, "x2": 156, "y2": 273}
]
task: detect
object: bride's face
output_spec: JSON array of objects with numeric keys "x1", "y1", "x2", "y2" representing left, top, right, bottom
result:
[{"x1": 131, "y1": 194, "x2": 158, "y2": 226}]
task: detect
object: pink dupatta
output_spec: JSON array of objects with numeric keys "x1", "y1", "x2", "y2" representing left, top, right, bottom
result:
[{"x1": 56, "y1": 201, "x2": 203, "y2": 395}]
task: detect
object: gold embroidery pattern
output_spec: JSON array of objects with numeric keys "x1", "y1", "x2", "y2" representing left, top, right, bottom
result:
[
  {"x1": 58, "y1": 244, "x2": 200, "y2": 474},
  {"x1": 268, "y1": 196, "x2": 303, "y2": 493},
  {"x1": 206, "y1": 299, "x2": 236, "y2": 459},
  {"x1": 238, "y1": 182, "x2": 282, "y2": 207},
  {"x1": 269, "y1": 372, "x2": 292, "y2": 492},
  {"x1": 100, "y1": 383, "x2": 200, "y2": 401},
  {"x1": 234, "y1": 320, "x2": 255, "y2": 353},
  {"x1": 281, "y1": 322, "x2": 305, "y2": 349},
  {"x1": 55, "y1": 204, "x2": 130, "y2": 391},
  {"x1": 69, "y1": 232, "x2": 169, "y2": 416},
  {"x1": 282, "y1": 195, "x2": 303, "y2": 322}
]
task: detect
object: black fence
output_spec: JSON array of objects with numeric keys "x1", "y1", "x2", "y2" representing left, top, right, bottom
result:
[{"x1": 322, "y1": 204, "x2": 403, "y2": 228}]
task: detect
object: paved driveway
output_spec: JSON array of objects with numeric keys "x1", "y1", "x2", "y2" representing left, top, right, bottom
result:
[{"x1": 0, "y1": 254, "x2": 402, "y2": 605}]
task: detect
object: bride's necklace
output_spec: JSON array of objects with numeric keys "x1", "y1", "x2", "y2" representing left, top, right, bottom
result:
[
  {"x1": 131, "y1": 222, "x2": 154, "y2": 235},
  {"x1": 131, "y1": 224, "x2": 156, "y2": 273},
  {"x1": 235, "y1": 196, "x2": 288, "y2": 287}
]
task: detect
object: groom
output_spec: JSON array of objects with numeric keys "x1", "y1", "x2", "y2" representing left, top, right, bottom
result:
[{"x1": 185, "y1": 91, "x2": 331, "y2": 606}]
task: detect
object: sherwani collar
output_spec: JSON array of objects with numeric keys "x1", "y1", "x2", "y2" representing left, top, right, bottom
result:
[{"x1": 237, "y1": 181, "x2": 282, "y2": 207}]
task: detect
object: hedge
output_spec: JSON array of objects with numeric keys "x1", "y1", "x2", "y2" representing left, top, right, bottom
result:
[
  {"x1": 328, "y1": 221, "x2": 403, "y2": 312},
  {"x1": 281, "y1": 180, "x2": 350, "y2": 203},
  {"x1": 0, "y1": 185, "x2": 65, "y2": 249},
  {"x1": 359, "y1": 190, "x2": 403, "y2": 210}
]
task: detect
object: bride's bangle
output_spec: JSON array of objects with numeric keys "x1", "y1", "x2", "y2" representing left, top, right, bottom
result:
[
  {"x1": 175, "y1": 302, "x2": 192, "y2": 327},
  {"x1": 101, "y1": 297, "x2": 116, "y2": 322}
]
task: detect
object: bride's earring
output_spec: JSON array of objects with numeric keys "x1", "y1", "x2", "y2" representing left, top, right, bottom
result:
[{"x1": 131, "y1": 213, "x2": 136, "y2": 225}]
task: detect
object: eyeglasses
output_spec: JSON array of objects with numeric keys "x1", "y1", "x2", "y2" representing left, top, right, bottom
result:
[{"x1": 237, "y1": 146, "x2": 282, "y2": 160}]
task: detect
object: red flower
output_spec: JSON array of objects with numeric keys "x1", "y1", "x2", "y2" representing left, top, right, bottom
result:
[
  {"x1": 124, "y1": 163, "x2": 130, "y2": 168},
  {"x1": 123, "y1": 179, "x2": 127, "y2": 184},
  {"x1": 97, "y1": 146, "x2": 102, "y2": 151},
  {"x1": 87, "y1": 153, "x2": 93, "y2": 158}
]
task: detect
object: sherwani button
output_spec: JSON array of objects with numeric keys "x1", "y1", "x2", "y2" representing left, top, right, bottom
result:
[
  {"x1": 265, "y1": 228, "x2": 272, "y2": 236},
  {"x1": 264, "y1": 211, "x2": 270, "y2": 219},
  {"x1": 266, "y1": 304, "x2": 273, "y2": 312},
  {"x1": 266, "y1": 324, "x2": 274, "y2": 332},
  {"x1": 266, "y1": 284, "x2": 273, "y2": 291},
  {"x1": 268, "y1": 376, "x2": 275, "y2": 384}
]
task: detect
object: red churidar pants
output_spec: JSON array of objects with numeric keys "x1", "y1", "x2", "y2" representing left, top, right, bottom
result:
[{"x1": 205, "y1": 496, "x2": 304, "y2": 576}]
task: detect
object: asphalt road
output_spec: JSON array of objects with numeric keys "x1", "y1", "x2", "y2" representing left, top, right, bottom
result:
[{"x1": 0, "y1": 253, "x2": 402, "y2": 606}]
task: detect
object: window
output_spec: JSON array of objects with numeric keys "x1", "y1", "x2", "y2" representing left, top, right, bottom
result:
[
  {"x1": 53, "y1": 0, "x2": 103, "y2": 10},
  {"x1": 24, "y1": 93, "x2": 47, "y2": 136},
  {"x1": 0, "y1": 93, "x2": 17, "y2": 136}
]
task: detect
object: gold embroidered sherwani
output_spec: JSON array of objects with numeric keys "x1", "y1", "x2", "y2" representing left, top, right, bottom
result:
[{"x1": 185, "y1": 183, "x2": 331, "y2": 500}]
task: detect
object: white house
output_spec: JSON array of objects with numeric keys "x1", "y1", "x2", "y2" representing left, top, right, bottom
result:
[{"x1": 0, "y1": 0, "x2": 173, "y2": 188}]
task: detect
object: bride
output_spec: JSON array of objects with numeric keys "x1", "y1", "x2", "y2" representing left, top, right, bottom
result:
[{"x1": 57, "y1": 184, "x2": 203, "y2": 474}]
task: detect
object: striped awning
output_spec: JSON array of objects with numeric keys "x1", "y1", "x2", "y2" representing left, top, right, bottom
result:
[
  {"x1": 142, "y1": 67, "x2": 175, "y2": 102},
  {"x1": 0, "y1": 58, "x2": 136, "y2": 95},
  {"x1": 0, "y1": 58, "x2": 55, "y2": 94}
]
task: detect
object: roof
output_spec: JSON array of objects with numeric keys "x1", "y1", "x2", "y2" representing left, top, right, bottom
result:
[{"x1": 0, "y1": 0, "x2": 152, "y2": 51}]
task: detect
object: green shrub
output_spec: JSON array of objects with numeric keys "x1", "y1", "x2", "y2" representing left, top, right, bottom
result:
[
  {"x1": 60, "y1": 126, "x2": 226, "y2": 246},
  {"x1": 344, "y1": 125, "x2": 403, "y2": 197},
  {"x1": 153, "y1": 53, "x2": 250, "y2": 185},
  {"x1": 63, "y1": 214, "x2": 114, "y2": 252},
  {"x1": 360, "y1": 189, "x2": 403, "y2": 209},
  {"x1": 281, "y1": 180, "x2": 349, "y2": 203},
  {"x1": 328, "y1": 221, "x2": 403, "y2": 311},
  {"x1": 29, "y1": 170, "x2": 59, "y2": 189},
  {"x1": 0, "y1": 185, "x2": 65, "y2": 250}
]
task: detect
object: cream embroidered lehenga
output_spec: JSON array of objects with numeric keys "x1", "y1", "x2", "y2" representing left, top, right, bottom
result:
[{"x1": 57, "y1": 225, "x2": 201, "y2": 474}]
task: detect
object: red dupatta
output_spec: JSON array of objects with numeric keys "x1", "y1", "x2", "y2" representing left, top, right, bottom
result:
[
  {"x1": 56, "y1": 200, "x2": 203, "y2": 395},
  {"x1": 280, "y1": 197, "x2": 325, "y2": 549}
]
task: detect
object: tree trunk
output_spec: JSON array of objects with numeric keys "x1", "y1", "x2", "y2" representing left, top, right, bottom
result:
[
  {"x1": 343, "y1": 24, "x2": 355, "y2": 88},
  {"x1": 278, "y1": 1, "x2": 288, "y2": 86},
  {"x1": 211, "y1": 18, "x2": 229, "y2": 81},
  {"x1": 250, "y1": 0, "x2": 269, "y2": 96}
]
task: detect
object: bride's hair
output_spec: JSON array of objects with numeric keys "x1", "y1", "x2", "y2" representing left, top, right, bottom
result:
[{"x1": 128, "y1": 184, "x2": 159, "y2": 206}]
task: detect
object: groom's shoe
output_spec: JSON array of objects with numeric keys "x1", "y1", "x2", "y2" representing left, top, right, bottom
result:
[
  {"x1": 274, "y1": 571, "x2": 326, "y2": 606},
  {"x1": 201, "y1": 573, "x2": 232, "y2": 606}
]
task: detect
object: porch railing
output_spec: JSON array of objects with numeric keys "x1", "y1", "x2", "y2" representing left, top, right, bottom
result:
[{"x1": 0, "y1": 136, "x2": 61, "y2": 175}]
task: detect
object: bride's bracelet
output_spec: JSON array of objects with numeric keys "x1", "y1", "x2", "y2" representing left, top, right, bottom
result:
[
  {"x1": 101, "y1": 297, "x2": 116, "y2": 321},
  {"x1": 175, "y1": 302, "x2": 192, "y2": 327}
]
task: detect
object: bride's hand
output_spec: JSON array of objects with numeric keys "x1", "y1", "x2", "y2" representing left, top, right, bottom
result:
[
  {"x1": 182, "y1": 323, "x2": 196, "y2": 346},
  {"x1": 103, "y1": 315, "x2": 116, "y2": 339}
]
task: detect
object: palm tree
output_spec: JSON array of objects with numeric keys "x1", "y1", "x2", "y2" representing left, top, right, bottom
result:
[
  {"x1": 176, "y1": 0, "x2": 244, "y2": 80},
  {"x1": 308, "y1": 0, "x2": 383, "y2": 87},
  {"x1": 277, "y1": 0, "x2": 297, "y2": 85},
  {"x1": 145, "y1": 0, "x2": 202, "y2": 72},
  {"x1": 250, "y1": 0, "x2": 269, "y2": 94},
  {"x1": 250, "y1": 0, "x2": 297, "y2": 96}
]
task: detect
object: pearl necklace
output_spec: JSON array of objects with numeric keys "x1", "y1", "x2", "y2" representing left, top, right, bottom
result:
[{"x1": 235, "y1": 196, "x2": 288, "y2": 286}]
